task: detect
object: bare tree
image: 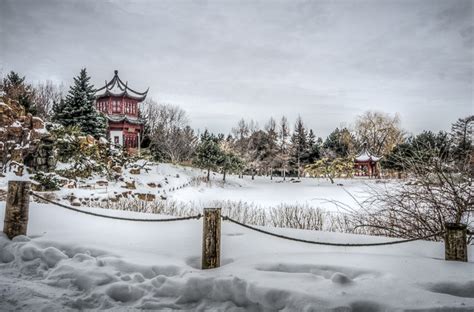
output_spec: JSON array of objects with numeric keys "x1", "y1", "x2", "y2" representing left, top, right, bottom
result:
[
  {"x1": 355, "y1": 111, "x2": 404, "y2": 156},
  {"x1": 356, "y1": 149, "x2": 473, "y2": 241},
  {"x1": 34, "y1": 81, "x2": 64, "y2": 120},
  {"x1": 144, "y1": 100, "x2": 196, "y2": 163}
]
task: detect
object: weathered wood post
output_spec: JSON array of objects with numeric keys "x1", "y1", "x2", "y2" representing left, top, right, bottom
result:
[
  {"x1": 4, "y1": 181, "x2": 31, "y2": 239},
  {"x1": 202, "y1": 208, "x2": 221, "y2": 269},
  {"x1": 444, "y1": 223, "x2": 468, "y2": 262}
]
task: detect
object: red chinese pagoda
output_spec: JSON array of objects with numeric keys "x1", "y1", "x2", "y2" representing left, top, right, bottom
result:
[
  {"x1": 95, "y1": 70, "x2": 148, "y2": 150},
  {"x1": 354, "y1": 148, "x2": 381, "y2": 178}
]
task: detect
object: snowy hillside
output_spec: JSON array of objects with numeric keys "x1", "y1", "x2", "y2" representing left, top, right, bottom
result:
[
  {"x1": 0, "y1": 161, "x2": 375, "y2": 214},
  {"x1": 1, "y1": 202, "x2": 473, "y2": 311}
]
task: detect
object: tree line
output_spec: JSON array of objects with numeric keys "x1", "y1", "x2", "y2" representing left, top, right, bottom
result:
[{"x1": 1, "y1": 69, "x2": 472, "y2": 182}]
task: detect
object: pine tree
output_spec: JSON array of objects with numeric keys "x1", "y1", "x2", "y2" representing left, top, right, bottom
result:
[
  {"x1": 278, "y1": 116, "x2": 290, "y2": 180},
  {"x1": 2, "y1": 71, "x2": 36, "y2": 115},
  {"x1": 264, "y1": 118, "x2": 279, "y2": 179},
  {"x1": 218, "y1": 151, "x2": 244, "y2": 182},
  {"x1": 53, "y1": 68, "x2": 107, "y2": 138},
  {"x1": 450, "y1": 115, "x2": 473, "y2": 164},
  {"x1": 290, "y1": 116, "x2": 308, "y2": 179},
  {"x1": 323, "y1": 127, "x2": 354, "y2": 158},
  {"x1": 195, "y1": 131, "x2": 223, "y2": 181},
  {"x1": 305, "y1": 129, "x2": 321, "y2": 164}
]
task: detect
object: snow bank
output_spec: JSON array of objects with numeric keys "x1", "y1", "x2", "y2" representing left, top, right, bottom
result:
[{"x1": 0, "y1": 202, "x2": 473, "y2": 311}]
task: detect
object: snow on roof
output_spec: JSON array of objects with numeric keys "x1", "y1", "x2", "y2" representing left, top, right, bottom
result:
[
  {"x1": 355, "y1": 149, "x2": 381, "y2": 162},
  {"x1": 107, "y1": 115, "x2": 144, "y2": 125}
]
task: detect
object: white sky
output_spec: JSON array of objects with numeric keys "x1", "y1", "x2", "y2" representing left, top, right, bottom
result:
[{"x1": 0, "y1": 0, "x2": 472, "y2": 137}]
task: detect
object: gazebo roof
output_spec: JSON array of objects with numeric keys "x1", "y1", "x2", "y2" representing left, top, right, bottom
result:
[
  {"x1": 355, "y1": 148, "x2": 381, "y2": 162},
  {"x1": 95, "y1": 70, "x2": 149, "y2": 101}
]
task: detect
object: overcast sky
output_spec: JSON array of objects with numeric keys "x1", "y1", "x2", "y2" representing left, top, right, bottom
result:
[{"x1": 1, "y1": 0, "x2": 472, "y2": 137}]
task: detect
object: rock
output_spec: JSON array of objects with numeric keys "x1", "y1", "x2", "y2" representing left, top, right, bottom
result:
[
  {"x1": 123, "y1": 181, "x2": 136, "y2": 189},
  {"x1": 129, "y1": 168, "x2": 141, "y2": 175},
  {"x1": 66, "y1": 181, "x2": 77, "y2": 189},
  {"x1": 31, "y1": 117, "x2": 44, "y2": 129},
  {"x1": 136, "y1": 193, "x2": 156, "y2": 201},
  {"x1": 96, "y1": 180, "x2": 109, "y2": 187},
  {"x1": 147, "y1": 182, "x2": 157, "y2": 188}
]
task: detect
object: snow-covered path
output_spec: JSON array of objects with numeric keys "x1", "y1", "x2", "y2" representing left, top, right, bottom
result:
[{"x1": 1, "y1": 202, "x2": 473, "y2": 311}]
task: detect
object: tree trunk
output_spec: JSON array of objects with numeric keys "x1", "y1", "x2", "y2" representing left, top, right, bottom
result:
[
  {"x1": 223, "y1": 170, "x2": 226, "y2": 182},
  {"x1": 297, "y1": 157, "x2": 301, "y2": 179},
  {"x1": 328, "y1": 175, "x2": 334, "y2": 184},
  {"x1": 270, "y1": 168, "x2": 273, "y2": 180},
  {"x1": 207, "y1": 168, "x2": 210, "y2": 182}
]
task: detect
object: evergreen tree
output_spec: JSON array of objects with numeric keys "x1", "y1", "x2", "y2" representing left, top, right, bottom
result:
[
  {"x1": 2, "y1": 71, "x2": 36, "y2": 115},
  {"x1": 277, "y1": 116, "x2": 290, "y2": 180},
  {"x1": 247, "y1": 130, "x2": 271, "y2": 179},
  {"x1": 323, "y1": 127, "x2": 354, "y2": 158},
  {"x1": 53, "y1": 68, "x2": 107, "y2": 138},
  {"x1": 381, "y1": 141, "x2": 412, "y2": 172},
  {"x1": 264, "y1": 118, "x2": 279, "y2": 179},
  {"x1": 195, "y1": 131, "x2": 223, "y2": 181},
  {"x1": 290, "y1": 116, "x2": 308, "y2": 178},
  {"x1": 382, "y1": 131, "x2": 451, "y2": 172},
  {"x1": 304, "y1": 129, "x2": 321, "y2": 164},
  {"x1": 450, "y1": 115, "x2": 473, "y2": 164},
  {"x1": 218, "y1": 151, "x2": 244, "y2": 182}
]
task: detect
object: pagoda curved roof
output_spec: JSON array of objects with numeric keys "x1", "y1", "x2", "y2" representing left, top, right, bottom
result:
[
  {"x1": 95, "y1": 70, "x2": 149, "y2": 101},
  {"x1": 106, "y1": 115, "x2": 144, "y2": 125},
  {"x1": 355, "y1": 148, "x2": 381, "y2": 162}
]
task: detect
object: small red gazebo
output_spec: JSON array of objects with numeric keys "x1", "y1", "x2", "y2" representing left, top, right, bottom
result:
[
  {"x1": 354, "y1": 148, "x2": 381, "y2": 178},
  {"x1": 95, "y1": 70, "x2": 148, "y2": 151}
]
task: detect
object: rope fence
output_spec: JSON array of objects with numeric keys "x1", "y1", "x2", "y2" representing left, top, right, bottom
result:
[
  {"x1": 2, "y1": 181, "x2": 469, "y2": 269},
  {"x1": 31, "y1": 191, "x2": 445, "y2": 246},
  {"x1": 221, "y1": 215, "x2": 444, "y2": 247},
  {"x1": 30, "y1": 192, "x2": 202, "y2": 222}
]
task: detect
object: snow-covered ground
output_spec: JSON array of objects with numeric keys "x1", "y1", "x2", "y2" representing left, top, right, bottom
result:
[
  {"x1": 0, "y1": 202, "x2": 473, "y2": 311},
  {"x1": 176, "y1": 174, "x2": 374, "y2": 212},
  {"x1": 1, "y1": 163, "x2": 473, "y2": 310},
  {"x1": 0, "y1": 162, "x2": 378, "y2": 213}
]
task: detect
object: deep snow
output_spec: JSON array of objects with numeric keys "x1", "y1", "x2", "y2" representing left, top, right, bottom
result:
[{"x1": 0, "y1": 201, "x2": 473, "y2": 311}]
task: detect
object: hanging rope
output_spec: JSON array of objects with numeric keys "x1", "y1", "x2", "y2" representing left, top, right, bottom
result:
[
  {"x1": 222, "y1": 215, "x2": 443, "y2": 247},
  {"x1": 30, "y1": 192, "x2": 201, "y2": 222}
]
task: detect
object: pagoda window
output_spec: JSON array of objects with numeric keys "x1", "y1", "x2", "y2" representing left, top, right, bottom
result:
[{"x1": 112, "y1": 100, "x2": 120, "y2": 113}]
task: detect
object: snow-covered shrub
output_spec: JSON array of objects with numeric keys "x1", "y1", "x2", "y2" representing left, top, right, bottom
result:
[
  {"x1": 355, "y1": 151, "x2": 473, "y2": 241},
  {"x1": 50, "y1": 125, "x2": 131, "y2": 179},
  {"x1": 32, "y1": 171, "x2": 63, "y2": 191},
  {"x1": 89, "y1": 198, "x2": 358, "y2": 233}
]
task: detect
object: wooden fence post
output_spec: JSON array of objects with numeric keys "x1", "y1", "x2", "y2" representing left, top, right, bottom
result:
[
  {"x1": 4, "y1": 181, "x2": 31, "y2": 239},
  {"x1": 444, "y1": 223, "x2": 468, "y2": 262},
  {"x1": 202, "y1": 208, "x2": 221, "y2": 269}
]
